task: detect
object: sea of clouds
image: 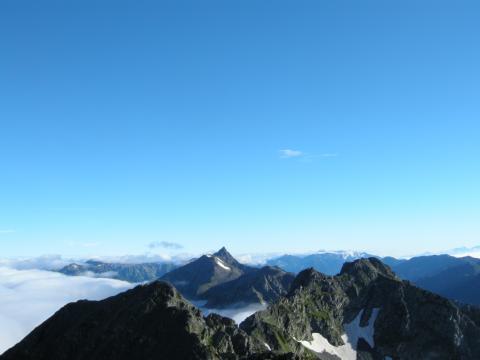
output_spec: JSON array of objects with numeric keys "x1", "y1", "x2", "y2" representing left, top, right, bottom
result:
[
  {"x1": 0, "y1": 266, "x2": 133, "y2": 354},
  {"x1": 0, "y1": 254, "x2": 269, "y2": 355}
]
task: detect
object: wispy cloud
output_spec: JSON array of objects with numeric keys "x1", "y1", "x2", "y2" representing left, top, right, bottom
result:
[
  {"x1": 148, "y1": 241, "x2": 183, "y2": 250},
  {"x1": 279, "y1": 149, "x2": 338, "y2": 161},
  {"x1": 279, "y1": 149, "x2": 303, "y2": 158},
  {"x1": 318, "y1": 153, "x2": 338, "y2": 158},
  {"x1": 0, "y1": 230, "x2": 15, "y2": 234}
]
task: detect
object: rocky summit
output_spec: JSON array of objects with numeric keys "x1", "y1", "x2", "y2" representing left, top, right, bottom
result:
[
  {"x1": 241, "y1": 258, "x2": 480, "y2": 359},
  {"x1": 161, "y1": 247, "x2": 255, "y2": 299}
]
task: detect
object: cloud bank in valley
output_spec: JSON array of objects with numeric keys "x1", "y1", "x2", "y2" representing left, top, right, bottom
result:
[
  {"x1": 204, "y1": 303, "x2": 267, "y2": 324},
  {"x1": 0, "y1": 267, "x2": 133, "y2": 354}
]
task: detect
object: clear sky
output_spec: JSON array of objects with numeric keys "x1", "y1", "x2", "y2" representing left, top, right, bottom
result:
[{"x1": 1, "y1": 0, "x2": 480, "y2": 258}]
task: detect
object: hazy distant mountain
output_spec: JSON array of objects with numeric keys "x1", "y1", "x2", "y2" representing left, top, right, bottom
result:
[
  {"x1": 6, "y1": 258, "x2": 480, "y2": 360},
  {"x1": 59, "y1": 260, "x2": 177, "y2": 282},
  {"x1": 266, "y1": 251, "x2": 374, "y2": 275},
  {"x1": 415, "y1": 262, "x2": 480, "y2": 305},
  {"x1": 266, "y1": 252, "x2": 480, "y2": 306},
  {"x1": 444, "y1": 245, "x2": 480, "y2": 258},
  {"x1": 389, "y1": 254, "x2": 466, "y2": 281},
  {"x1": 161, "y1": 247, "x2": 255, "y2": 299},
  {"x1": 241, "y1": 258, "x2": 480, "y2": 359},
  {"x1": 203, "y1": 266, "x2": 295, "y2": 309}
]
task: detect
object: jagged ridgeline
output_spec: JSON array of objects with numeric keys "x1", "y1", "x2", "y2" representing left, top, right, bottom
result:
[
  {"x1": 241, "y1": 258, "x2": 480, "y2": 359},
  {"x1": 3, "y1": 258, "x2": 480, "y2": 360},
  {"x1": 0, "y1": 281, "x2": 297, "y2": 360}
]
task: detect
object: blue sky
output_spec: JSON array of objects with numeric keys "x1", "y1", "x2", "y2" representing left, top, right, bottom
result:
[{"x1": 1, "y1": 0, "x2": 480, "y2": 258}]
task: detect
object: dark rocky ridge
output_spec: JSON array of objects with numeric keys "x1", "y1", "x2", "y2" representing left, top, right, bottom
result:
[
  {"x1": 241, "y1": 258, "x2": 480, "y2": 359},
  {"x1": 0, "y1": 280, "x2": 296, "y2": 360},
  {"x1": 203, "y1": 266, "x2": 295, "y2": 308}
]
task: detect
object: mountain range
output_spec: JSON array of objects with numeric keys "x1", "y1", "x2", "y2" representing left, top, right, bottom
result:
[
  {"x1": 58, "y1": 259, "x2": 178, "y2": 282},
  {"x1": 57, "y1": 248, "x2": 480, "y2": 306},
  {"x1": 267, "y1": 252, "x2": 480, "y2": 306},
  {"x1": 4, "y1": 257, "x2": 480, "y2": 359},
  {"x1": 266, "y1": 251, "x2": 374, "y2": 275}
]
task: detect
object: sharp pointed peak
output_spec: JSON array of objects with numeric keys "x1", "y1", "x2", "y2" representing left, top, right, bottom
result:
[
  {"x1": 212, "y1": 247, "x2": 241, "y2": 265},
  {"x1": 213, "y1": 246, "x2": 231, "y2": 257}
]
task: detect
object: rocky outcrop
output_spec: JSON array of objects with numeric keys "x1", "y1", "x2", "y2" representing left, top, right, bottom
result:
[
  {"x1": 241, "y1": 258, "x2": 480, "y2": 360},
  {"x1": 0, "y1": 281, "x2": 275, "y2": 360}
]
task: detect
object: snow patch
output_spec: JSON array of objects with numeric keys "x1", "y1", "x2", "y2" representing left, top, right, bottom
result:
[
  {"x1": 214, "y1": 257, "x2": 231, "y2": 271},
  {"x1": 264, "y1": 343, "x2": 272, "y2": 351},
  {"x1": 296, "y1": 308, "x2": 380, "y2": 360}
]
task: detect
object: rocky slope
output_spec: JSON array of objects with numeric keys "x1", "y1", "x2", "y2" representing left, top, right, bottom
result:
[
  {"x1": 59, "y1": 259, "x2": 178, "y2": 282},
  {"x1": 0, "y1": 280, "x2": 298, "y2": 360},
  {"x1": 161, "y1": 247, "x2": 255, "y2": 299},
  {"x1": 203, "y1": 266, "x2": 295, "y2": 308},
  {"x1": 241, "y1": 258, "x2": 480, "y2": 359}
]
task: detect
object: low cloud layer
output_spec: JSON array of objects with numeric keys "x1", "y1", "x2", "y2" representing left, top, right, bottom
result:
[
  {"x1": 191, "y1": 300, "x2": 267, "y2": 324},
  {"x1": 0, "y1": 267, "x2": 133, "y2": 354},
  {"x1": 204, "y1": 303, "x2": 267, "y2": 324},
  {"x1": 0, "y1": 255, "x2": 75, "y2": 271}
]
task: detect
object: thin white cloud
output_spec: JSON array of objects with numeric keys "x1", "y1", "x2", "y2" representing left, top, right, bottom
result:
[
  {"x1": 279, "y1": 150, "x2": 338, "y2": 161},
  {"x1": 148, "y1": 241, "x2": 183, "y2": 250},
  {"x1": 279, "y1": 149, "x2": 303, "y2": 158},
  {"x1": 318, "y1": 153, "x2": 338, "y2": 158},
  {"x1": 0, "y1": 266, "x2": 133, "y2": 354},
  {"x1": 0, "y1": 230, "x2": 15, "y2": 234}
]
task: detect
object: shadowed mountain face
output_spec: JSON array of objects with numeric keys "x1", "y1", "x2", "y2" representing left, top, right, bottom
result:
[
  {"x1": 241, "y1": 258, "x2": 480, "y2": 360},
  {"x1": 389, "y1": 255, "x2": 480, "y2": 305},
  {"x1": 203, "y1": 266, "x2": 295, "y2": 309},
  {"x1": 161, "y1": 247, "x2": 256, "y2": 299},
  {"x1": 58, "y1": 260, "x2": 178, "y2": 282},
  {"x1": 0, "y1": 280, "x2": 298, "y2": 360}
]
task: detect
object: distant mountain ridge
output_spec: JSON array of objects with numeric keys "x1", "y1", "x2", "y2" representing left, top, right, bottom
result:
[
  {"x1": 266, "y1": 251, "x2": 480, "y2": 306},
  {"x1": 58, "y1": 259, "x2": 178, "y2": 282},
  {"x1": 266, "y1": 251, "x2": 374, "y2": 275},
  {"x1": 57, "y1": 248, "x2": 480, "y2": 306}
]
